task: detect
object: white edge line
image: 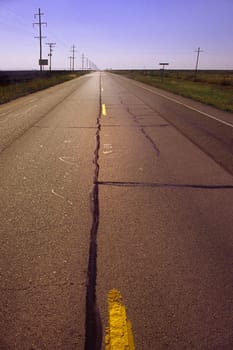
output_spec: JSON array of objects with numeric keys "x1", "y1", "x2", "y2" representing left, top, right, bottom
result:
[{"x1": 121, "y1": 77, "x2": 233, "y2": 129}]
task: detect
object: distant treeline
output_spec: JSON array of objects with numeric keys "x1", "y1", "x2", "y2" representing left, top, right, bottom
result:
[
  {"x1": 0, "y1": 70, "x2": 87, "y2": 86},
  {"x1": 0, "y1": 71, "x2": 89, "y2": 104},
  {"x1": 110, "y1": 69, "x2": 233, "y2": 86}
]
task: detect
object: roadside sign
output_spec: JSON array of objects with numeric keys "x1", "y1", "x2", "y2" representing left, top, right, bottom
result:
[
  {"x1": 39, "y1": 59, "x2": 48, "y2": 66},
  {"x1": 159, "y1": 63, "x2": 169, "y2": 82}
]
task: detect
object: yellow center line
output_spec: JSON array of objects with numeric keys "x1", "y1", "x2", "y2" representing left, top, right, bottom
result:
[
  {"x1": 102, "y1": 103, "x2": 107, "y2": 116},
  {"x1": 105, "y1": 289, "x2": 135, "y2": 350}
]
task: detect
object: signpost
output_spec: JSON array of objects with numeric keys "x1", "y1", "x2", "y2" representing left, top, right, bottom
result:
[
  {"x1": 39, "y1": 59, "x2": 48, "y2": 70},
  {"x1": 159, "y1": 62, "x2": 169, "y2": 82}
]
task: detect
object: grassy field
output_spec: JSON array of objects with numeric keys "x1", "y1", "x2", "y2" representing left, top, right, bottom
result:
[
  {"x1": 111, "y1": 70, "x2": 233, "y2": 113},
  {"x1": 0, "y1": 71, "x2": 88, "y2": 104}
]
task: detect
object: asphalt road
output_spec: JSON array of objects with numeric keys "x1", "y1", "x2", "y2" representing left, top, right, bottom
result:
[{"x1": 0, "y1": 71, "x2": 233, "y2": 349}]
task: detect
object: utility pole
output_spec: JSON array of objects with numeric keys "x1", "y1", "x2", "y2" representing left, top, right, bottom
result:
[
  {"x1": 86, "y1": 57, "x2": 89, "y2": 70},
  {"x1": 46, "y1": 42, "x2": 56, "y2": 71},
  {"x1": 71, "y1": 45, "x2": 76, "y2": 71},
  {"x1": 82, "y1": 53, "x2": 85, "y2": 70},
  {"x1": 89, "y1": 61, "x2": 97, "y2": 71},
  {"x1": 89, "y1": 60, "x2": 93, "y2": 70},
  {"x1": 33, "y1": 8, "x2": 47, "y2": 72},
  {"x1": 68, "y1": 56, "x2": 72, "y2": 71},
  {"x1": 92, "y1": 62, "x2": 98, "y2": 71},
  {"x1": 194, "y1": 47, "x2": 204, "y2": 78}
]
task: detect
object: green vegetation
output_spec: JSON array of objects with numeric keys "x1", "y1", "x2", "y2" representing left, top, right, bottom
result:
[
  {"x1": 111, "y1": 70, "x2": 233, "y2": 113},
  {"x1": 0, "y1": 71, "x2": 87, "y2": 104}
]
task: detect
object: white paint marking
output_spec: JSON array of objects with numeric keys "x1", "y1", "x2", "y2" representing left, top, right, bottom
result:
[
  {"x1": 51, "y1": 189, "x2": 73, "y2": 205},
  {"x1": 59, "y1": 156, "x2": 77, "y2": 166},
  {"x1": 103, "y1": 143, "x2": 113, "y2": 154},
  {"x1": 27, "y1": 98, "x2": 38, "y2": 104},
  {"x1": 126, "y1": 79, "x2": 233, "y2": 129},
  {"x1": 51, "y1": 189, "x2": 65, "y2": 200}
]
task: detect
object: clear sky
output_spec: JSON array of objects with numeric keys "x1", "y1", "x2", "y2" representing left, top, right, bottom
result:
[{"x1": 0, "y1": 0, "x2": 232, "y2": 70}]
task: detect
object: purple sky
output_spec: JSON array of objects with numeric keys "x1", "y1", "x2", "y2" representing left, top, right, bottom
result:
[{"x1": 0, "y1": 0, "x2": 232, "y2": 70}]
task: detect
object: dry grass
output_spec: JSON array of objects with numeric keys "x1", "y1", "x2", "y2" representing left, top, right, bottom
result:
[
  {"x1": 111, "y1": 70, "x2": 233, "y2": 113},
  {"x1": 0, "y1": 72, "x2": 87, "y2": 104}
]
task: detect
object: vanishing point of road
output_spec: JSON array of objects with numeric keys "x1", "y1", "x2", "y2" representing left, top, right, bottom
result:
[{"x1": 0, "y1": 72, "x2": 233, "y2": 349}]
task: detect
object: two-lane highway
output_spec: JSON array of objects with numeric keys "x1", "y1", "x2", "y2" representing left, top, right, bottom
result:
[{"x1": 0, "y1": 72, "x2": 233, "y2": 349}]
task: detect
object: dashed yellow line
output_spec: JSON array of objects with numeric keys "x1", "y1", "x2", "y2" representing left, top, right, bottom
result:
[
  {"x1": 105, "y1": 289, "x2": 135, "y2": 350},
  {"x1": 102, "y1": 103, "x2": 107, "y2": 116}
]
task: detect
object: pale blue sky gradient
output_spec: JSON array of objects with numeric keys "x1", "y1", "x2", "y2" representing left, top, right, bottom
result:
[{"x1": 0, "y1": 0, "x2": 232, "y2": 70}]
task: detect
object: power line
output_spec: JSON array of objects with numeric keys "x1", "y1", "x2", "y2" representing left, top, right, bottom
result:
[
  {"x1": 33, "y1": 8, "x2": 47, "y2": 71},
  {"x1": 0, "y1": 6, "x2": 35, "y2": 36},
  {"x1": 88, "y1": 59, "x2": 98, "y2": 71},
  {"x1": 46, "y1": 27, "x2": 70, "y2": 49},
  {"x1": 71, "y1": 45, "x2": 76, "y2": 71},
  {"x1": 81, "y1": 53, "x2": 85, "y2": 70},
  {"x1": 46, "y1": 42, "x2": 56, "y2": 71},
  {"x1": 68, "y1": 56, "x2": 72, "y2": 71}
]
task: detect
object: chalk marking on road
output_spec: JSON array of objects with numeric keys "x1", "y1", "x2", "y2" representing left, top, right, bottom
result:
[
  {"x1": 105, "y1": 289, "x2": 135, "y2": 350},
  {"x1": 26, "y1": 98, "x2": 38, "y2": 104},
  {"x1": 51, "y1": 189, "x2": 65, "y2": 199},
  {"x1": 59, "y1": 156, "x2": 77, "y2": 166},
  {"x1": 102, "y1": 103, "x2": 107, "y2": 116},
  {"x1": 51, "y1": 189, "x2": 73, "y2": 205},
  {"x1": 128, "y1": 80, "x2": 233, "y2": 129},
  {"x1": 64, "y1": 140, "x2": 71, "y2": 144},
  {"x1": 103, "y1": 144, "x2": 113, "y2": 154}
]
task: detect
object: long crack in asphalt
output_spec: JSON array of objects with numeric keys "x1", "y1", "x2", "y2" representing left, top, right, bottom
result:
[{"x1": 84, "y1": 73, "x2": 102, "y2": 350}]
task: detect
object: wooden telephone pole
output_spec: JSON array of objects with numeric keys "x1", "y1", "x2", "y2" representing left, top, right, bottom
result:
[{"x1": 33, "y1": 8, "x2": 47, "y2": 71}]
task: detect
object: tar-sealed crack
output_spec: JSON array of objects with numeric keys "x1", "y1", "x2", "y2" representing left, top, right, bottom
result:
[
  {"x1": 126, "y1": 106, "x2": 161, "y2": 157},
  {"x1": 117, "y1": 76, "x2": 233, "y2": 176},
  {"x1": 140, "y1": 127, "x2": 160, "y2": 156},
  {"x1": 97, "y1": 181, "x2": 233, "y2": 189},
  {"x1": 84, "y1": 73, "x2": 102, "y2": 350}
]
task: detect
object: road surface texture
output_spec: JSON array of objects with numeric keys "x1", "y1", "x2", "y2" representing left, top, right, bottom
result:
[{"x1": 0, "y1": 71, "x2": 232, "y2": 349}]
